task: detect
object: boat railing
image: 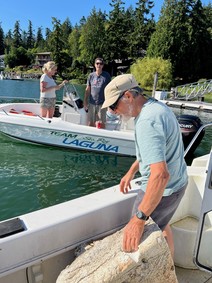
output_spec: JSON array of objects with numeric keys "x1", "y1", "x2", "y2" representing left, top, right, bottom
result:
[{"x1": 184, "y1": 123, "x2": 212, "y2": 157}]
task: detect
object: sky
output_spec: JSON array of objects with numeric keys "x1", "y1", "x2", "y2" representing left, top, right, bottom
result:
[{"x1": 0, "y1": 0, "x2": 211, "y2": 34}]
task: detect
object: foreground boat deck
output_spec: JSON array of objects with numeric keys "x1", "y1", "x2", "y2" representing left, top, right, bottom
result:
[{"x1": 176, "y1": 266, "x2": 212, "y2": 282}]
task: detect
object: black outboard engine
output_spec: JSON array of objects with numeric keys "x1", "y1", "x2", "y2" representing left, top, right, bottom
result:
[
  {"x1": 177, "y1": 114, "x2": 205, "y2": 155},
  {"x1": 53, "y1": 105, "x2": 61, "y2": 117}
]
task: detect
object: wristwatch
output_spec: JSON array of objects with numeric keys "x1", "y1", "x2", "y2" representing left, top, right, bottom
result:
[{"x1": 136, "y1": 210, "x2": 149, "y2": 221}]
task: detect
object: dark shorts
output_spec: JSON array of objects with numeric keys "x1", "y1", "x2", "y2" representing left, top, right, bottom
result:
[
  {"x1": 88, "y1": 104, "x2": 106, "y2": 124},
  {"x1": 132, "y1": 183, "x2": 187, "y2": 231},
  {"x1": 40, "y1": 98, "x2": 56, "y2": 109}
]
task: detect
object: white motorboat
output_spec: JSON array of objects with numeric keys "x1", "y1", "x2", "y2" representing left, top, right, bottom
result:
[
  {"x1": 0, "y1": 84, "x2": 205, "y2": 156},
  {"x1": 0, "y1": 125, "x2": 211, "y2": 282}
]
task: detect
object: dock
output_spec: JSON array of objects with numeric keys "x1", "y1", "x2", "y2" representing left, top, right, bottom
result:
[{"x1": 160, "y1": 99, "x2": 212, "y2": 113}]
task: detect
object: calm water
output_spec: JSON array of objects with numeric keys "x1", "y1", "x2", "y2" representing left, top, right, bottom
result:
[{"x1": 0, "y1": 79, "x2": 211, "y2": 221}]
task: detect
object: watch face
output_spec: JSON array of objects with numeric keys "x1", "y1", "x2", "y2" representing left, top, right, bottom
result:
[{"x1": 136, "y1": 211, "x2": 148, "y2": 220}]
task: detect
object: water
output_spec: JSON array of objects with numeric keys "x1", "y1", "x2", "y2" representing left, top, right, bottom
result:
[{"x1": 0, "y1": 79, "x2": 211, "y2": 222}]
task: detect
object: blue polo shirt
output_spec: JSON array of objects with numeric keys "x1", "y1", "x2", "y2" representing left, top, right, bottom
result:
[{"x1": 134, "y1": 98, "x2": 188, "y2": 196}]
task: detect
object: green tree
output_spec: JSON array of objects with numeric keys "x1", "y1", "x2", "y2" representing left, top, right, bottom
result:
[
  {"x1": 60, "y1": 18, "x2": 72, "y2": 49},
  {"x1": 4, "y1": 30, "x2": 13, "y2": 53},
  {"x1": 130, "y1": 0, "x2": 155, "y2": 58},
  {"x1": 106, "y1": 0, "x2": 129, "y2": 61},
  {"x1": 79, "y1": 8, "x2": 107, "y2": 65},
  {"x1": 35, "y1": 27, "x2": 45, "y2": 50},
  {"x1": 49, "y1": 17, "x2": 70, "y2": 77},
  {"x1": 45, "y1": 28, "x2": 52, "y2": 50},
  {"x1": 147, "y1": 0, "x2": 212, "y2": 83},
  {"x1": 68, "y1": 25, "x2": 81, "y2": 61},
  {"x1": 130, "y1": 57, "x2": 172, "y2": 90},
  {"x1": 4, "y1": 46, "x2": 31, "y2": 68},
  {"x1": 26, "y1": 20, "x2": 35, "y2": 49},
  {"x1": 0, "y1": 24, "x2": 5, "y2": 55},
  {"x1": 187, "y1": 0, "x2": 212, "y2": 80},
  {"x1": 13, "y1": 21, "x2": 22, "y2": 48}
]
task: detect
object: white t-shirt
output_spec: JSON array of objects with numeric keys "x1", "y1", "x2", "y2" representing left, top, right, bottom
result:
[{"x1": 40, "y1": 73, "x2": 57, "y2": 98}]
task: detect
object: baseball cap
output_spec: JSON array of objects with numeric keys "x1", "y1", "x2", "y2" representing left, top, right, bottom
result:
[{"x1": 102, "y1": 74, "x2": 139, "y2": 109}]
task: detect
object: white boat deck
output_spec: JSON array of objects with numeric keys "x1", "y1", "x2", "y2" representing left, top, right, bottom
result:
[{"x1": 176, "y1": 266, "x2": 212, "y2": 283}]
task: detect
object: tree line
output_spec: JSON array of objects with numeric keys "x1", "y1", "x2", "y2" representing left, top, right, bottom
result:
[{"x1": 0, "y1": 0, "x2": 211, "y2": 89}]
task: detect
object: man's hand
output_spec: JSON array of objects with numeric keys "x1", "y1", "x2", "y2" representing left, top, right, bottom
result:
[
  {"x1": 122, "y1": 216, "x2": 145, "y2": 252},
  {"x1": 119, "y1": 160, "x2": 139, "y2": 194},
  {"x1": 119, "y1": 171, "x2": 133, "y2": 193}
]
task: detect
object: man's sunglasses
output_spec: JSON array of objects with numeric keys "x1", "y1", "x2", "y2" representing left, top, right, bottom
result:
[
  {"x1": 109, "y1": 92, "x2": 125, "y2": 111},
  {"x1": 96, "y1": 62, "x2": 103, "y2": 65}
]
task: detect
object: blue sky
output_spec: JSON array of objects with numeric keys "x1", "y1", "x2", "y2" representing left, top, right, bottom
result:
[{"x1": 0, "y1": 0, "x2": 211, "y2": 34}]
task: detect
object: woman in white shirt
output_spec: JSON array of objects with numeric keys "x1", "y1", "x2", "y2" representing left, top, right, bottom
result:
[{"x1": 40, "y1": 61, "x2": 68, "y2": 118}]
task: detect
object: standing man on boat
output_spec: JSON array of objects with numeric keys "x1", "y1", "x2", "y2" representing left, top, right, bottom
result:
[
  {"x1": 102, "y1": 74, "x2": 188, "y2": 258},
  {"x1": 40, "y1": 61, "x2": 68, "y2": 118},
  {"x1": 84, "y1": 58, "x2": 111, "y2": 128}
]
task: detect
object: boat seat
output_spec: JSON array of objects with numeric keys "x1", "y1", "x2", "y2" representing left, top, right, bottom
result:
[
  {"x1": 170, "y1": 165, "x2": 208, "y2": 269},
  {"x1": 64, "y1": 112, "x2": 81, "y2": 124}
]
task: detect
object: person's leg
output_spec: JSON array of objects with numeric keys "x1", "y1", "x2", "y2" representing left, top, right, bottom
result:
[
  {"x1": 46, "y1": 98, "x2": 56, "y2": 119},
  {"x1": 163, "y1": 224, "x2": 174, "y2": 258},
  {"x1": 99, "y1": 106, "x2": 107, "y2": 128},
  {"x1": 88, "y1": 104, "x2": 95, "y2": 126},
  {"x1": 47, "y1": 107, "x2": 55, "y2": 118},
  {"x1": 40, "y1": 107, "x2": 47, "y2": 117}
]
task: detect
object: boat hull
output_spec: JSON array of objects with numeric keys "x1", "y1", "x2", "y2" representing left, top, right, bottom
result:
[{"x1": 0, "y1": 115, "x2": 135, "y2": 156}]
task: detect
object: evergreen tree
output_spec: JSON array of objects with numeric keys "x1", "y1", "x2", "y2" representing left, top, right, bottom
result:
[
  {"x1": 13, "y1": 21, "x2": 22, "y2": 48},
  {"x1": 49, "y1": 17, "x2": 70, "y2": 77},
  {"x1": 147, "y1": 0, "x2": 212, "y2": 82},
  {"x1": 68, "y1": 25, "x2": 81, "y2": 61},
  {"x1": 22, "y1": 30, "x2": 27, "y2": 49},
  {"x1": 106, "y1": 0, "x2": 129, "y2": 61},
  {"x1": 26, "y1": 20, "x2": 35, "y2": 49},
  {"x1": 130, "y1": 0, "x2": 155, "y2": 58},
  {"x1": 187, "y1": 0, "x2": 212, "y2": 80},
  {"x1": 45, "y1": 28, "x2": 52, "y2": 50},
  {"x1": 79, "y1": 8, "x2": 107, "y2": 65},
  {"x1": 61, "y1": 18, "x2": 72, "y2": 49},
  {"x1": 4, "y1": 30, "x2": 13, "y2": 53},
  {"x1": 0, "y1": 24, "x2": 5, "y2": 55},
  {"x1": 35, "y1": 27, "x2": 45, "y2": 50}
]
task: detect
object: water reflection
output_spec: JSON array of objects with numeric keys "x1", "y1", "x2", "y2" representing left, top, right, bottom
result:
[{"x1": 0, "y1": 137, "x2": 134, "y2": 221}]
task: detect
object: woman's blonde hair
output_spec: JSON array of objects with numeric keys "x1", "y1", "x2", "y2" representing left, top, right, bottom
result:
[{"x1": 42, "y1": 61, "x2": 57, "y2": 73}]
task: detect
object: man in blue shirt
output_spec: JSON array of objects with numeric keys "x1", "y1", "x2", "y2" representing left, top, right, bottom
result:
[
  {"x1": 102, "y1": 74, "x2": 188, "y2": 258},
  {"x1": 84, "y1": 58, "x2": 111, "y2": 128}
]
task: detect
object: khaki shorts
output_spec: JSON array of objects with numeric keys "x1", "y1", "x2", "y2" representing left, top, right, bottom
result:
[
  {"x1": 40, "y1": 98, "x2": 56, "y2": 109},
  {"x1": 88, "y1": 104, "x2": 106, "y2": 124}
]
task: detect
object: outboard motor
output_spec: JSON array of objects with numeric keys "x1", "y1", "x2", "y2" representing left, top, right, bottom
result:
[
  {"x1": 53, "y1": 105, "x2": 61, "y2": 117},
  {"x1": 177, "y1": 114, "x2": 205, "y2": 155}
]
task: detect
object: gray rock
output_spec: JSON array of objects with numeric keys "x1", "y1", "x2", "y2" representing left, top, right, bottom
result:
[{"x1": 57, "y1": 219, "x2": 178, "y2": 283}]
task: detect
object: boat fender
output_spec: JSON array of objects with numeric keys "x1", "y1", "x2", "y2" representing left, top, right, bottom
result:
[
  {"x1": 22, "y1": 110, "x2": 35, "y2": 116},
  {"x1": 9, "y1": 109, "x2": 19, "y2": 114}
]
